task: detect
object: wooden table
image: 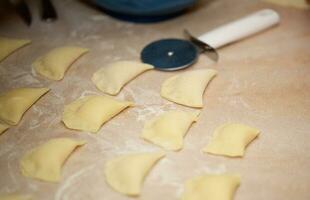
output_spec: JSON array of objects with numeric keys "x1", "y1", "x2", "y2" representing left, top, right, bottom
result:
[{"x1": 0, "y1": 0, "x2": 309, "y2": 199}]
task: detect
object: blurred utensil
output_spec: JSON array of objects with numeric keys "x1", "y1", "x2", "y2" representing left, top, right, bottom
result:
[
  {"x1": 10, "y1": 0, "x2": 57, "y2": 26},
  {"x1": 41, "y1": 0, "x2": 57, "y2": 22},
  {"x1": 141, "y1": 9, "x2": 280, "y2": 71},
  {"x1": 184, "y1": 29, "x2": 219, "y2": 62},
  {"x1": 10, "y1": 0, "x2": 32, "y2": 26}
]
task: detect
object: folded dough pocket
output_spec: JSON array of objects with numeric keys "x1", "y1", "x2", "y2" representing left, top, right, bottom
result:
[
  {"x1": 104, "y1": 152, "x2": 165, "y2": 196},
  {"x1": 62, "y1": 95, "x2": 133, "y2": 133},
  {"x1": 33, "y1": 46, "x2": 88, "y2": 81},
  {"x1": 20, "y1": 138, "x2": 86, "y2": 182},
  {"x1": 141, "y1": 110, "x2": 200, "y2": 151},
  {"x1": 203, "y1": 123, "x2": 260, "y2": 157},
  {"x1": 92, "y1": 61, "x2": 153, "y2": 95},
  {"x1": 161, "y1": 69, "x2": 217, "y2": 108},
  {"x1": 0, "y1": 88, "x2": 50, "y2": 125},
  {"x1": 0, "y1": 37, "x2": 31, "y2": 62},
  {"x1": 181, "y1": 173, "x2": 240, "y2": 200}
]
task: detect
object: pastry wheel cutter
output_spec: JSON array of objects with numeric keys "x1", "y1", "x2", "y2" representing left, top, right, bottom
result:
[{"x1": 141, "y1": 9, "x2": 280, "y2": 71}]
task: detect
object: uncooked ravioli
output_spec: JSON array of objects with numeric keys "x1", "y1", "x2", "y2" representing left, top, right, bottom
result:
[
  {"x1": 181, "y1": 173, "x2": 240, "y2": 200},
  {"x1": 62, "y1": 95, "x2": 133, "y2": 133},
  {"x1": 203, "y1": 123, "x2": 260, "y2": 157},
  {"x1": 20, "y1": 138, "x2": 85, "y2": 182},
  {"x1": 92, "y1": 60, "x2": 153, "y2": 95},
  {"x1": 0, "y1": 37, "x2": 30, "y2": 62},
  {"x1": 33, "y1": 46, "x2": 88, "y2": 81},
  {"x1": 0, "y1": 88, "x2": 49, "y2": 125},
  {"x1": 161, "y1": 69, "x2": 217, "y2": 108},
  {"x1": 141, "y1": 110, "x2": 200, "y2": 151},
  {"x1": 104, "y1": 152, "x2": 165, "y2": 196}
]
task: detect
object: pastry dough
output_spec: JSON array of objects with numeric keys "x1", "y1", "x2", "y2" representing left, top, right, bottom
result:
[
  {"x1": 0, "y1": 193, "x2": 32, "y2": 200},
  {"x1": 0, "y1": 88, "x2": 49, "y2": 125},
  {"x1": 0, "y1": 37, "x2": 30, "y2": 62},
  {"x1": 0, "y1": 123, "x2": 9, "y2": 135},
  {"x1": 203, "y1": 123, "x2": 260, "y2": 157},
  {"x1": 92, "y1": 61, "x2": 153, "y2": 95},
  {"x1": 161, "y1": 69, "x2": 217, "y2": 108},
  {"x1": 33, "y1": 46, "x2": 88, "y2": 81},
  {"x1": 62, "y1": 95, "x2": 133, "y2": 133},
  {"x1": 20, "y1": 138, "x2": 85, "y2": 182},
  {"x1": 181, "y1": 174, "x2": 240, "y2": 200},
  {"x1": 141, "y1": 110, "x2": 200, "y2": 151},
  {"x1": 104, "y1": 152, "x2": 165, "y2": 196}
]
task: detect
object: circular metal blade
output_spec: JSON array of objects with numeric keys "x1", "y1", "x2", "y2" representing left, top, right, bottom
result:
[{"x1": 141, "y1": 38, "x2": 198, "y2": 71}]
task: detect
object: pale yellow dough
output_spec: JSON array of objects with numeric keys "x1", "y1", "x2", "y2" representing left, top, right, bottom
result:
[
  {"x1": 141, "y1": 110, "x2": 200, "y2": 151},
  {"x1": 0, "y1": 37, "x2": 30, "y2": 62},
  {"x1": 33, "y1": 46, "x2": 88, "y2": 81},
  {"x1": 62, "y1": 95, "x2": 133, "y2": 133},
  {"x1": 0, "y1": 88, "x2": 49, "y2": 125},
  {"x1": 0, "y1": 194, "x2": 32, "y2": 200},
  {"x1": 181, "y1": 174, "x2": 240, "y2": 200},
  {"x1": 104, "y1": 152, "x2": 165, "y2": 196},
  {"x1": 203, "y1": 123, "x2": 260, "y2": 157},
  {"x1": 92, "y1": 61, "x2": 153, "y2": 95},
  {"x1": 161, "y1": 69, "x2": 217, "y2": 108},
  {"x1": 263, "y1": 0, "x2": 309, "y2": 9},
  {"x1": 0, "y1": 123, "x2": 9, "y2": 135},
  {"x1": 20, "y1": 138, "x2": 85, "y2": 182}
]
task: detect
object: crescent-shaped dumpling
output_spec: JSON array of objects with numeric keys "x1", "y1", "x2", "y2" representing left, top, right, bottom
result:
[
  {"x1": 62, "y1": 95, "x2": 133, "y2": 133},
  {"x1": 181, "y1": 173, "x2": 240, "y2": 200},
  {"x1": 203, "y1": 123, "x2": 260, "y2": 157},
  {"x1": 20, "y1": 138, "x2": 86, "y2": 182},
  {"x1": 141, "y1": 110, "x2": 200, "y2": 151},
  {"x1": 161, "y1": 69, "x2": 217, "y2": 108},
  {"x1": 92, "y1": 61, "x2": 153, "y2": 95},
  {"x1": 0, "y1": 37, "x2": 30, "y2": 62},
  {"x1": 104, "y1": 152, "x2": 165, "y2": 196},
  {"x1": 33, "y1": 46, "x2": 88, "y2": 81},
  {"x1": 0, "y1": 88, "x2": 49, "y2": 125}
]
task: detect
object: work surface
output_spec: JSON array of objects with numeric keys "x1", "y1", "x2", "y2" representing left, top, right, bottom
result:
[{"x1": 0, "y1": 0, "x2": 309, "y2": 199}]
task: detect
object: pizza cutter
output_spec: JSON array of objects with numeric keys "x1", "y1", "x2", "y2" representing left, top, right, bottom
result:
[{"x1": 141, "y1": 9, "x2": 280, "y2": 71}]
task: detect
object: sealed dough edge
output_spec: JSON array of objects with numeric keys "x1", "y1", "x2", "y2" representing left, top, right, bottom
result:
[
  {"x1": 20, "y1": 137, "x2": 86, "y2": 182},
  {"x1": 92, "y1": 60, "x2": 154, "y2": 95},
  {"x1": 203, "y1": 123, "x2": 260, "y2": 157},
  {"x1": 62, "y1": 95, "x2": 133, "y2": 133},
  {"x1": 0, "y1": 123, "x2": 9, "y2": 135},
  {"x1": 140, "y1": 110, "x2": 200, "y2": 151},
  {"x1": 0, "y1": 87, "x2": 50, "y2": 125},
  {"x1": 160, "y1": 69, "x2": 217, "y2": 108},
  {"x1": 0, "y1": 37, "x2": 31, "y2": 62},
  {"x1": 181, "y1": 173, "x2": 240, "y2": 200},
  {"x1": 104, "y1": 152, "x2": 165, "y2": 196},
  {"x1": 33, "y1": 46, "x2": 89, "y2": 81}
]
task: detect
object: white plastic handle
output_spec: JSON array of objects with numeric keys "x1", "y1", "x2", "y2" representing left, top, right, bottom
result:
[{"x1": 198, "y1": 9, "x2": 280, "y2": 49}]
